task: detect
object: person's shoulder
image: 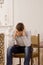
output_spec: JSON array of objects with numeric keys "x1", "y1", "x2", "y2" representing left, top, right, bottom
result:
[{"x1": 26, "y1": 31, "x2": 31, "y2": 35}]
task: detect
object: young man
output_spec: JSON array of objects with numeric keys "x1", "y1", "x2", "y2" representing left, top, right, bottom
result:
[{"x1": 7, "y1": 22, "x2": 33, "y2": 65}]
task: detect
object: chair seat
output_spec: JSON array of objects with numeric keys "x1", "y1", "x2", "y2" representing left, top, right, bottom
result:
[
  {"x1": 12, "y1": 53, "x2": 24, "y2": 58},
  {"x1": 12, "y1": 51, "x2": 38, "y2": 58}
]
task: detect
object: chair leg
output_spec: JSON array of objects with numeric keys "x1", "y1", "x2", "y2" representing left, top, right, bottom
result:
[
  {"x1": 31, "y1": 57, "x2": 33, "y2": 65},
  {"x1": 18, "y1": 58, "x2": 21, "y2": 65}
]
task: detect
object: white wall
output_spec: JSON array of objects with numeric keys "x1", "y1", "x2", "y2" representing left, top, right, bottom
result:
[
  {"x1": 0, "y1": 0, "x2": 13, "y2": 26},
  {"x1": 14, "y1": 0, "x2": 43, "y2": 41}
]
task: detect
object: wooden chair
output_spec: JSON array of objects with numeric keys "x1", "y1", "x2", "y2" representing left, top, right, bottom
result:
[
  {"x1": 31, "y1": 34, "x2": 40, "y2": 65},
  {"x1": 0, "y1": 33, "x2": 4, "y2": 65},
  {"x1": 12, "y1": 34, "x2": 40, "y2": 65}
]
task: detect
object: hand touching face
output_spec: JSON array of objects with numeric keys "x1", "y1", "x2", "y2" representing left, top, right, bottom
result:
[{"x1": 13, "y1": 29, "x2": 26, "y2": 38}]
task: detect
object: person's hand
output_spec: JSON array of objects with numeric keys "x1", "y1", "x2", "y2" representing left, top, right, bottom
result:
[
  {"x1": 13, "y1": 30, "x2": 17, "y2": 39},
  {"x1": 23, "y1": 30, "x2": 26, "y2": 36}
]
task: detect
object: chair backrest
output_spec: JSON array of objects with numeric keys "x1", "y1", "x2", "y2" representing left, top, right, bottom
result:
[
  {"x1": 31, "y1": 34, "x2": 40, "y2": 45},
  {"x1": 31, "y1": 34, "x2": 40, "y2": 65}
]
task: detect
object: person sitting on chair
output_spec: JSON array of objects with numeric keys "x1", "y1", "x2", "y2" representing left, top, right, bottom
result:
[{"x1": 7, "y1": 22, "x2": 33, "y2": 65}]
